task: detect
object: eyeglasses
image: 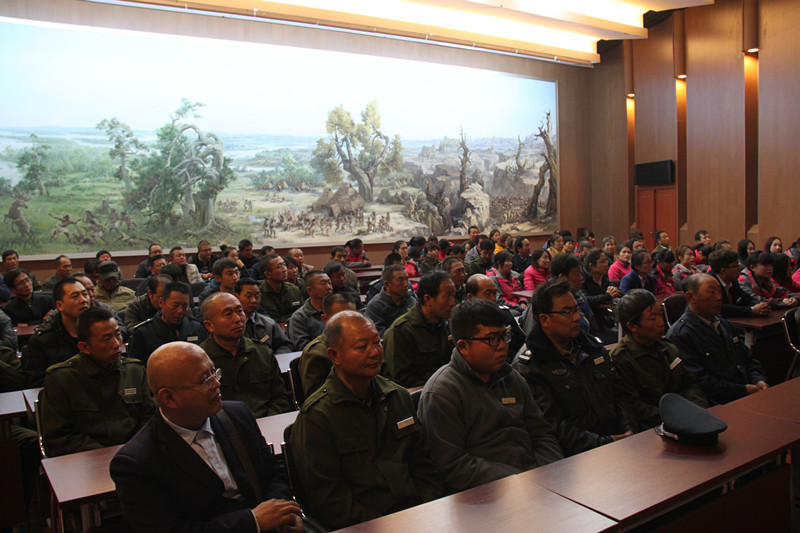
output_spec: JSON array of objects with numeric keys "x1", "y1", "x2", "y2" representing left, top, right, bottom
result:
[
  {"x1": 464, "y1": 327, "x2": 512, "y2": 348},
  {"x1": 544, "y1": 306, "x2": 580, "y2": 317},
  {"x1": 170, "y1": 368, "x2": 222, "y2": 391}
]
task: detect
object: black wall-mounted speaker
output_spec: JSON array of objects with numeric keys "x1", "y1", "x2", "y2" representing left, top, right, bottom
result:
[{"x1": 635, "y1": 160, "x2": 674, "y2": 186}]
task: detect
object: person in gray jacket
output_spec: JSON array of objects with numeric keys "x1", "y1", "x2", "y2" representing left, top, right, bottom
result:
[
  {"x1": 364, "y1": 264, "x2": 415, "y2": 336},
  {"x1": 234, "y1": 278, "x2": 295, "y2": 354},
  {"x1": 417, "y1": 298, "x2": 563, "y2": 492}
]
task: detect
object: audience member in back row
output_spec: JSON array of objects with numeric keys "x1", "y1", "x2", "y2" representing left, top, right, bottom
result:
[
  {"x1": 41, "y1": 254, "x2": 73, "y2": 293},
  {"x1": 197, "y1": 258, "x2": 241, "y2": 307},
  {"x1": 95, "y1": 261, "x2": 136, "y2": 312},
  {"x1": 607, "y1": 241, "x2": 633, "y2": 281},
  {"x1": 21, "y1": 277, "x2": 89, "y2": 387},
  {"x1": 513, "y1": 280, "x2": 637, "y2": 456},
  {"x1": 652, "y1": 249, "x2": 677, "y2": 295},
  {"x1": 199, "y1": 292, "x2": 293, "y2": 417},
  {"x1": 523, "y1": 249, "x2": 552, "y2": 292},
  {"x1": 135, "y1": 254, "x2": 167, "y2": 296},
  {"x1": 549, "y1": 253, "x2": 600, "y2": 339},
  {"x1": 383, "y1": 270, "x2": 456, "y2": 388},
  {"x1": 290, "y1": 311, "x2": 445, "y2": 530},
  {"x1": 188, "y1": 239, "x2": 218, "y2": 281},
  {"x1": 39, "y1": 306, "x2": 155, "y2": 457},
  {"x1": 233, "y1": 278, "x2": 294, "y2": 354},
  {"x1": 167, "y1": 246, "x2": 203, "y2": 284},
  {"x1": 610, "y1": 289, "x2": 708, "y2": 430},
  {"x1": 126, "y1": 274, "x2": 171, "y2": 329},
  {"x1": 707, "y1": 249, "x2": 770, "y2": 318},
  {"x1": 738, "y1": 251, "x2": 799, "y2": 309},
  {"x1": 364, "y1": 264, "x2": 415, "y2": 336},
  {"x1": 671, "y1": 245, "x2": 699, "y2": 291},
  {"x1": 287, "y1": 270, "x2": 332, "y2": 350},
  {"x1": 665, "y1": 274, "x2": 769, "y2": 405},
  {"x1": 2, "y1": 249, "x2": 42, "y2": 291},
  {"x1": 134, "y1": 243, "x2": 164, "y2": 279},
  {"x1": 417, "y1": 298, "x2": 563, "y2": 493},
  {"x1": 258, "y1": 253, "x2": 303, "y2": 322},
  {"x1": 2, "y1": 269, "x2": 55, "y2": 326},
  {"x1": 580, "y1": 249, "x2": 621, "y2": 331},
  {"x1": 441, "y1": 256, "x2": 468, "y2": 305},
  {"x1": 619, "y1": 250, "x2": 657, "y2": 294},
  {"x1": 511, "y1": 236, "x2": 532, "y2": 274},
  {"x1": 324, "y1": 260, "x2": 363, "y2": 310},
  {"x1": 489, "y1": 250, "x2": 526, "y2": 311}
]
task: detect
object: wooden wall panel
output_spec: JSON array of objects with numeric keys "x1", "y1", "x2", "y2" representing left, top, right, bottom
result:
[
  {"x1": 589, "y1": 44, "x2": 631, "y2": 240},
  {"x1": 685, "y1": 0, "x2": 747, "y2": 244},
  {"x1": 757, "y1": 0, "x2": 800, "y2": 246},
  {"x1": 632, "y1": 17, "x2": 678, "y2": 166}
]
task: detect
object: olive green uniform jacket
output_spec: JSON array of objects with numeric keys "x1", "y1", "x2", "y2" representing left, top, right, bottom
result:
[
  {"x1": 298, "y1": 334, "x2": 330, "y2": 399},
  {"x1": 259, "y1": 280, "x2": 303, "y2": 323},
  {"x1": 290, "y1": 370, "x2": 445, "y2": 530},
  {"x1": 40, "y1": 353, "x2": 154, "y2": 457},
  {"x1": 383, "y1": 303, "x2": 454, "y2": 388},
  {"x1": 610, "y1": 335, "x2": 709, "y2": 429},
  {"x1": 200, "y1": 336, "x2": 293, "y2": 418}
]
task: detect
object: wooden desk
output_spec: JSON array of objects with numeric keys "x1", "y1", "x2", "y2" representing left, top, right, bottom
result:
[
  {"x1": 725, "y1": 377, "x2": 800, "y2": 424},
  {"x1": 275, "y1": 351, "x2": 301, "y2": 374},
  {"x1": 523, "y1": 408, "x2": 800, "y2": 531},
  {"x1": 333, "y1": 472, "x2": 618, "y2": 533},
  {"x1": 0, "y1": 390, "x2": 26, "y2": 439},
  {"x1": 511, "y1": 289, "x2": 533, "y2": 300},
  {"x1": 256, "y1": 410, "x2": 299, "y2": 454},
  {"x1": 42, "y1": 445, "x2": 122, "y2": 533},
  {"x1": 728, "y1": 309, "x2": 784, "y2": 346},
  {"x1": 22, "y1": 387, "x2": 42, "y2": 414},
  {"x1": 14, "y1": 324, "x2": 37, "y2": 338}
]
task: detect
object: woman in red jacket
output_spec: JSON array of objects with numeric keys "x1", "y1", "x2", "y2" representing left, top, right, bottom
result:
[{"x1": 523, "y1": 249, "x2": 552, "y2": 291}]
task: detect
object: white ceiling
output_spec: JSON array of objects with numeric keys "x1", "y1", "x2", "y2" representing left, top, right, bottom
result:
[{"x1": 117, "y1": 0, "x2": 715, "y2": 65}]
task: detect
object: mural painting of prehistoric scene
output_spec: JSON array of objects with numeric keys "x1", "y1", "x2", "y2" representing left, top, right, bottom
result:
[{"x1": 0, "y1": 17, "x2": 558, "y2": 255}]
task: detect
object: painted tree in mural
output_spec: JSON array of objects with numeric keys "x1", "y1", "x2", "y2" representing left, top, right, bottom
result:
[
  {"x1": 525, "y1": 111, "x2": 558, "y2": 219},
  {"x1": 16, "y1": 134, "x2": 50, "y2": 196},
  {"x1": 458, "y1": 127, "x2": 471, "y2": 195},
  {"x1": 96, "y1": 118, "x2": 147, "y2": 192},
  {"x1": 127, "y1": 99, "x2": 233, "y2": 230},
  {"x1": 311, "y1": 100, "x2": 403, "y2": 202}
]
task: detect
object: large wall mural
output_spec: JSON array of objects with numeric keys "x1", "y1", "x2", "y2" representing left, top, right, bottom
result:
[{"x1": 0, "y1": 17, "x2": 558, "y2": 254}]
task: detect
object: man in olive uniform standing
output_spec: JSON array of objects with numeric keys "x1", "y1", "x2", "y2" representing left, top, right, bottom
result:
[
  {"x1": 290, "y1": 311, "x2": 444, "y2": 530},
  {"x1": 39, "y1": 307, "x2": 155, "y2": 457},
  {"x1": 199, "y1": 293, "x2": 293, "y2": 417}
]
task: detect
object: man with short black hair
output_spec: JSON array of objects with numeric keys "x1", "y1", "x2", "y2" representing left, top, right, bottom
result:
[
  {"x1": 384, "y1": 271, "x2": 456, "y2": 387},
  {"x1": 511, "y1": 237, "x2": 532, "y2": 274},
  {"x1": 289, "y1": 247, "x2": 313, "y2": 277},
  {"x1": 550, "y1": 253, "x2": 600, "y2": 338},
  {"x1": 39, "y1": 306, "x2": 154, "y2": 456},
  {"x1": 708, "y1": 249, "x2": 769, "y2": 318},
  {"x1": 2, "y1": 249, "x2": 41, "y2": 291},
  {"x1": 651, "y1": 231, "x2": 670, "y2": 254},
  {"x1": 290, "y1": 311, "x2": 444, "y2": 530},
  {"x1": 41, "y1": 255, "x2": 73, "y2": 293},
  {"x1": 513, "y1": 280, "x2": 637, "y2": 456},
  {"x1": 324, "y1": 260, "x2": 363, "y2": 310},
  {"x1": 238, "y1": 239, "x2": 259, "y2": 271},
  {"x1": 95, "y1": 261, "x2": 136, "y2": 312},
  {"x1": 234, "y1": 278, "x2": 294, "y2": 354},
  {"x1": 287, "y1": 270, "x2": 333, "y2": 350},
  {"x1": 665, "y1": 273, "x2": 768, "y2": 404},
  {"x1": 200, "y1": 293, "x2": 293, "y2": 417},
  {"x1": 22, "y1": 277, "x2": 90, "y2": 387},
  {"x1": 168, "y1": 246, "x2": 203, "y2": 284},
  {"x1": 330, "y1": 246, "x2": 359, "y2": 289},
  {"x1": 198, "y1": 258, "x2": 241, "y2": 306},
  {"x1": 2, "y1": 269, "x2": 55, "y2": 325},
  {"x1": 128, "y1": 282, "x2": 207, "y2": 365},
  {"x1": 364, "y1": 265, "x2": 415, "y2": 336},
  {"x1": 126, "y1": 274, "x2": 171, "y2": 329},
  {"x1": 611, "y1": 289, "x2": 708, "y2": 429},
  {"x1": 441, "y1": 256, "x2": 467, "y2": 304},
  {"x1": 135, "y1": 254, "x2": 167, "y2": 296},
  {"x1": 189, "y1": 239, "x2": 219, "y2": 281},
  {"x1": 466, "y1": 238, "x2": 494, "y2": 276},
  {"x1": 465, "y1": 274, "x2": 525, "y2": 360},
  {"x1": 134, "y1": 243, "x2": 164, "y2": 279},
  {"x1": 258, "y1": 254, "x2": 303, "y2": 322},
  {"x1": 418, "y1": 298, "x2": 562, "y2": 492}
]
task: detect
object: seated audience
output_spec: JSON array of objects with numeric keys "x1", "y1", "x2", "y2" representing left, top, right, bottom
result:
[
  {"x1": 693, "y1": 243, "x2": 712, "y2": 269},
  {"x1": 511, "y1": 236, "x2": 532, "y2": 274},
  {"x1": 364, "y1": 253, "x2": 405, "y2": 303},
  {"x1": 364, "y1": 264, "x2": 415, "y2": 336},
  {"x1": 345, "y1": 238, "x2": 371, "y2": 268},
  {"x1": 290, "y1": 311, "x2": 444, "y2": 530},
  {"x1": 198, "y1": 258, "x2": 241, "y2": 306},
  {"x1": 465, "y1": 274, "x2": 526, "y2": 360},
  {"x1": 708, "y1": 249, "x2": 769, "y2": 318},
  {"x1": 384, "y1": 270, "x2": 456, "y2": 387},
  {"x1": 287, "y1": 270, "x2": 332, "y2": 350},
  {"x1": 512, "y1": 280, "x2": 637, "y2": 456},
  {"x1": 188, "y1": 239, "x2": 218, "y2": 281},
  {"x1": 651, "y1": 230, "x2": 670, "y2": 254},
  {"x1": 671, "y1": 245, "x2": 698, "y2": 291},
  {"x1": 234, "y1": 278, "x2": 294, "y2": 353},
  {"x1": 95, "y1": 261, "x2": 136, "y2": 312},
  {"x1": 467, "y1": 238, "x2": 494, "y2": 276},
  {"x1": 607, "y1": 242, "x2": 633, "y2": 281},
  {"x1": 418, "y1": 242, "x2": 441, "y2": 274},
  {"x1": 764, "y1": 235, "x2": 783, "y2": 254},
  {"x1": 331, "y1": 246, "x2": 359, "y2": 289},
  {"x1": 418, "y1": 298, "x2": 562, "y2": 492},
  {"x1": 289, "y1": 247, "x2": 313, "y2": 277},
  {"x1": 40, "y1": 307, "x2": 155, "y2": 456},
  {"x1": 547, "y1": 232, "x2": 565, "y2": 258},
  {"x1": 126, "y1": 274, "x2": 171, "y2": 329},
  {"x1": 665, "y1": 274, "x2": 769, "y2": 404},
  {"x1": 393, "y1": 240, "x2": 420, "y2": 280},
  {"x1": 238, "y1": 239, "x2": 260, "y2": 271},
  {"x1": 550, "y1": 253, "x2": 599, "y2": 338},
  {"x1": 134, "y1": 243, "x2": 164, "y2": 279},
  {"x1": 298, "y1": 293, "x2": 357, "y2": 398},
  {"x1": 738, "y1": 251, "x2": 799, "y2": 309},
  {"x1": 324, "y1": 260, "x2": 363, "y2": 310},
  {"x1": 580, "y1": 249, "x2": 621, "y2": 330},
  {"x1": 258, "y1": 254, "x2": 303, "y2": 322},
  {"x1": 441, "y1": 256, "x2": 467, "y2": 304},
  {"x1": 523, "y1": 249, "x2": 552, "y2": 291},
  {"x1": 0, "y1": 309, "x2": 17, "y2": 352},
  {"x1": 601, "y1": 236, "x2": 617, "y2": 264},
  {"x1": 168, "y1": 246, "x2": 203, "y2": 284},
  {"x1": 2, "y1": 249, "x2": 41, "y2": 290},
  {"x1": 772, "y1": 252, "x2": 800, "y2": 292},
  {"x1": 611, "y1": 289, "x2": 708, "y2": 429},
  {"x1": 619, "y1": 250, "x2": 656, "y2": 294},
  {"x1": 489, "y1": 250, "x2": 526, "y2": 309},
  {"x1": 694, "y1": 229, "x2": 712, "y2": 247},
  {"x1": 110, "y1": 342, "x2": 299, "y2": 533},
  {"x1": 200, "y1": 293, "x2": 293, "y2": 417},
  {"x1": 2, "y1": 269, "x2": 55, "y2": 325},
  {"x1": 653, "y1": 249, "x2": 677, "y2": 295},
  {"x1": 135, "y1": 254, "x2": 167, "y2": 296},
  {"x1": 738, "y1": 238, "x2": 756, "y2": 265},
  {"x1": 128, "y1": 282, "x2": 207, "y2": 365},
  {"x1": 41, "y1": 255, "x2": 73, "y2": 293},
  {"x1": 283, "y1": 255, "x2": 306, "y2": 298}
]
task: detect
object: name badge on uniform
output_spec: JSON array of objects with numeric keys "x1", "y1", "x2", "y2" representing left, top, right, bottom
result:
[
  {"x1": 292, "y1": 301, "x2": 301, "y2": 306},
  {"x1": 501, "y1": 397, "x2": 516, "y2": 405},
  {"x1": 123, "y1": 388, "x2": 137, "y2": 395},
  {"x1": 187, "y1": 336, "x2": 199, "y2": 342},
  {"x1": 397, "y1": 417, "x2": 414, "y2": 430},
  {"x1": 593, "y1": 356, "x2": 605, "y2": 366},
  {"x1": 732, "y1": 337, "x2": 740, "y2": 344},
  {"x1": 669, "y1": 357, "x2": 682, "y2": 370},
  {"x1": 447, "y1": 334, "x2": 453, "y2": 342},
  {"x1": 259, "y1": 335, "x2": 270, "y2": 344}
]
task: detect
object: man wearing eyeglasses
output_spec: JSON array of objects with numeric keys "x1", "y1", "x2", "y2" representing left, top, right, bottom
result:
[
  {"x1": 417, "y1": 298, "x2": 562, "y2": 492},
  {"x1": 111, "y1": 341, "x2": 302, "y2": 533},
  {"x1": 39, "y1": 306, "x2": 154, "y2": 457},
  {"x1": 708, "y1": 249, "x2": 770, "y2": 318},
  {"x1": 465, "y1": 274, "x2": 526, "y2": 361},
  {"x1": 513, "y1": 280, "x2": 638, "y2": 456}
]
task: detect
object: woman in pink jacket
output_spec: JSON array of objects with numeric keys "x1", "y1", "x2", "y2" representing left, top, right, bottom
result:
[
  {"x1": 523, "y1": 249, "x2": 552, "y2": 291},
  {"x1": 607, "y1": 242, "x2": 633, "y2": 281}
]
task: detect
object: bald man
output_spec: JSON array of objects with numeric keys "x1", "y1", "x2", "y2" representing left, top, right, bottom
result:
[
  {"x1": 199, "y1": 293, "x2": 293, "y2": 417},
  {"x1": 110, "y1": 342, "x2": 301, "y2": 533},
  {"x1": 290, "y1": 311, "x2": 444, "y2": 530}
]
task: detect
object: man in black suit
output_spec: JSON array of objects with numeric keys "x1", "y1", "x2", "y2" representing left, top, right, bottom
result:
[
  {"x1": 708, "y1": 249, "x2": 769, "y2": 318},
  {"x1": 110, "y1": 341, "x2": 302, "y2": 533}
]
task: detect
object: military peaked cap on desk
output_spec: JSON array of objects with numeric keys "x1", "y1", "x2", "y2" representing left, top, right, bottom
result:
[{"x1": 654, "y1": 393, "x2": 727, "y2": 446}]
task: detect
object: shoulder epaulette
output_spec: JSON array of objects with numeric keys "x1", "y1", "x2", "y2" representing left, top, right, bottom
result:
[
  {"x1": 46, "y1": 359, "x2": 76, "y2": 374},
  {"x1": 300, "y1": 386, "x2": 328, "y2": 413},
  {"x1": 132, "y1": 317, "x2": 156, "y2": 330}
]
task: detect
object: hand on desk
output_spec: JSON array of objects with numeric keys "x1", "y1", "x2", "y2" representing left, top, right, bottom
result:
[
  {"x1": 611, "y1": 431, "x2": 634, "y2": 442},
  {"x1": 782, "y1": 298, "x2": 799, "y2": 308},
  {"x1": 254, "y1": 499, "x2": 302, "y2": 532},
  {"x1": 745, "y1": 384, "x2": 763, "y2": 395},
  {"x1": 752, "y1": 302, "x2": 770, "y2": 317},
  {"x1": 756, "y1": 381, "x2": 769, "y2": 391}
]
